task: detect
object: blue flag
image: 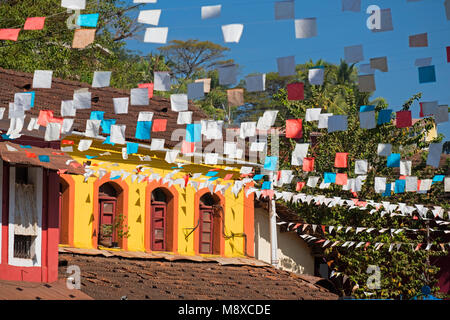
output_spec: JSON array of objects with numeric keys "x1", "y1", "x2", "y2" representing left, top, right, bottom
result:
[
  {"x1": 394, "y1": 179, "x2": 406, "y2": 194},
  {"x1": 262, "y1": 181, "x2": 272, "y2": 190},
  {"x1": 360, "y1": 105, "x2": 375, "y2": 112},
  {"x1": 264, "y1": 156, "x2": 278, "y2": 171},
  {"x1": 126, "y1": 142, "x2": 139, "y2": 155},
  {"x1": 324, "y1": 172, "x2": 336, "y2": 184},
  {"x1": 418, "y1": 65, "x2": 436, "y2": 83},
  {"x1": 90, "y1": 111, "x2": 104, "y2": 120},
  {"x1": 38, "y1": 155, "x2": 49, "y2": 162},
  {"x1": 101, "y1": 119, "x2": 116, "y2": 134},
  {"x1": 382, "y1": 183, "x2": 392, "y2": 197},
  {"x1": 186, "y1": 123, "x2": 201, "y2": 142},
  {"x1": 77, "y1": 13, "x2": 99, "y2": 27},
  {"x1": 135, "y1": 121, "x2": 152, "y2": 140},
  {"x1": 387, "y1": 153, "x2": 400, "y2": 167},
  {"x1": 377, "y1": 109, "x2": 392, "y2": 125}
]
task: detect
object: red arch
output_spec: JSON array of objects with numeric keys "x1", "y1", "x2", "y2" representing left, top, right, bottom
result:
[
  {"x1": 145, "y1": 181, "x2": 179, "y2": 253},
  {"x1": 194, "y1": 189, "x2": 225, "y2": 256},
  {"x1": 93, "y1": 174, "x2": 129, "y2": 250},
  {"x1": 59, "y1": 174, "x2": 75, "y2": 247}
]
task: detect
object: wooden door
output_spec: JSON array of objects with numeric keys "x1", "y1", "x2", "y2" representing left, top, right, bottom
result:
[
  {"x1": 199, "y1": 205, "x2": 214, "y2": 254},
  {"x1": 99, "y1": 200, "x2": 116, "y2": 246},
  {"x1": 151, "y1": 201, "x2": 166, "y2": 251}
]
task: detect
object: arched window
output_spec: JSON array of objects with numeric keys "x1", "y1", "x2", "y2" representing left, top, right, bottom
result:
[
  {"x1": 150, "y1": 188, "x2": 174, "y2": 251},
  {"x1": 98, "y1": 182, "x2": 123, "y2": 248},
  {"x1": 199, "y1": 193, "x2": 222, "y2": 255}
]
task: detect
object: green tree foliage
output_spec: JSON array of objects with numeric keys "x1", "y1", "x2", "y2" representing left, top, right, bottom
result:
[
  {"x1": 272, "y1": 64, "x2": 449, "y2": 299},
  {"x1": 200, "y1": 59, "x2": 381, "y2": 125},
  {"x1": 0, "y1": 0, "x2": 169, "y2": 89},
  {"x1": 158, "y1": 39, "x2": 232, "y2": 80}
]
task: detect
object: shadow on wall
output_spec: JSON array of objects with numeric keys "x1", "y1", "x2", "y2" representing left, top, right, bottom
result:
[
  {"x1": 253, "y1": 208, "x2": 314, "y2": 275},
  {"x1": 279, "y1": 257, "x2": 305, "y2": 275}
]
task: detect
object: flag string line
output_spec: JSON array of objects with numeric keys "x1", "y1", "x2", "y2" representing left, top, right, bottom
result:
[{"x1": 73, "y1": 161, "x2": 450, "y2": 223}]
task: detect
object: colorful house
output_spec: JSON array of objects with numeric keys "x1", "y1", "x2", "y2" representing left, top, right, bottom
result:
[
  {"x1": 0, "y1": 68, "x2": 257, "y2": 283},
  {"x1": 0, "y1": 138, "x2": 83, "y2": 282}
]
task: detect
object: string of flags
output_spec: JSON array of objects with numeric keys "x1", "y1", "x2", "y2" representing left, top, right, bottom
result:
[
  {"x1": 277, "y1": 220, "x2": 449, "y2": 237},
  {"x1": 0, "y1": 2, "x2": 448, "y2": 230},
  {"x1": 50, "y1": 156, "x2": 449, "y2": 223},
  {"x1": 295, "y1": 231, "x2": 450, "y2": 253},
  {"x1": 267, "y1": 189, "x2": 450, "y2": 222},
  {"x1": 2, "y1": 67, "x2": 449, "y2": 196}
]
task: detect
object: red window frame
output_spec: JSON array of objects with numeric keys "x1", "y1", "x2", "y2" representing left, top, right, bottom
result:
[
  {"x1": 151, "y1": 201, "x2": 166, "y2": 251},
  {"x1": 199, "y1": 205, "x2": 214, "y2": 254},
  {"x1": 99, "y1": 199, "x2": 116, "y2": 244}
]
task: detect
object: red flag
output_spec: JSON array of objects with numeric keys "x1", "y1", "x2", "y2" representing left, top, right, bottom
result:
[
  {"x1": 287, "y1": 82, "x2": 304, "y2": 101},
  {"x1": 224, "y1": 173, "x2": 234, "y2": 180},
  {"x1": 181, "y1": 141, "x2": 195, "y2": 154},
  {"x1": 0, "y1": 29, "x2": 20, "y2": 41},
  {"x1": 419, "y1": 102, "x2": 424, "y2": 118},
  {"x1": 152, "y1": 119, "x2": 167, "y2": 132},
  {"x1": 285, "y1": 119, "x2": 303, "y2": 139},
  {"x1": 396, "y1": 110, "x2": 412, "y2": 128},
  {"x1": 25, "y1": 151, "x2": 37, "y2": 158},
  {"x1": 37, "y1": 110, "x2": 54, "y2": 127},
  {"x1": 23, "y1": 17, "x2": 46, "y2": 30},
  {"x1": 138, "y1": 83, "x2": 154, "y2": 98},
  {"x1": 70, "y1": 162, "x2": 81, "y2": 168},
  {"x1": 302, "y1": 157, "x2": 314, "y2": 172},
  {"x1": 335, "y1": 173, "x2": 348, "y2": 186},
  {"x1": 296, "y1": 181, "x2": 305, "y2": 191},
  {"x1": 334, "y1": 153, "x2": 348, "y2": 168}
]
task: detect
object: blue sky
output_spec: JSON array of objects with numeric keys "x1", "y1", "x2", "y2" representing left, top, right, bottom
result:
[{"x1": 125, "y1": 0, "x2": 450, "y2": 141}]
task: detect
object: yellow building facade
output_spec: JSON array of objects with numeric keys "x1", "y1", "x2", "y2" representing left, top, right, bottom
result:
[{"x1": 58, "y1": 135, "x2": 255, "y2": 258}]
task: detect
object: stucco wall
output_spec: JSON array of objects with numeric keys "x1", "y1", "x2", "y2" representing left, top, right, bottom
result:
[
  {"x1": 254, "y1": 207, "x2": 314, "y2": 275},
  {"x1": 61, "y1": 154, "x2": 250, "y2": 258}
]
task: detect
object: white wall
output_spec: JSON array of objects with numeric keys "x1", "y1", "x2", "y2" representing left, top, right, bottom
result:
[
  {"x1": 8, "y1": 166, "x2": 42, "y2": 267},
  {"x1": 254, "y1": 207, "x2": 314, "y2": 275}
]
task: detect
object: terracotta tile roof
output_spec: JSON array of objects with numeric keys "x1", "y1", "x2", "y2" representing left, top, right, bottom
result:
[
  {"x1": 0, "y1": 279, "x2": 93, "y2": 300},
  {"x1": 0, "y1": 141, "x2": 84, "y2": 174},
  {"x1": 0, "y1": 67, "x2": 209, "y2": 148},
  {"x1": 58, "y1": 253, "x2": 338, "y2": 300},
  {"x1": 59, "y1": 246, "x2": 269, "y2": 267}
]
